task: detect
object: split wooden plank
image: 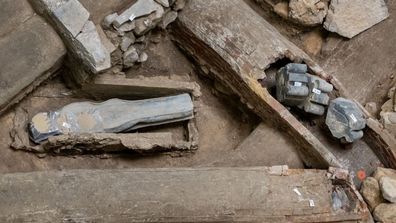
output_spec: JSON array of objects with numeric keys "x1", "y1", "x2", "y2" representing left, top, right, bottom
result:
[
  {"x1": 172, "y1": 0, "x2": 341, "y2": 168},
  {"x1": 17, "y1": 132, "x2": 195, "y2": 154},
  {"x1": 0, "y1": 167, "x2": 370, "y2": 222}
]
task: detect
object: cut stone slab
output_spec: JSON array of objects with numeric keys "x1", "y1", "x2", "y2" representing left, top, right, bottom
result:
[
  {"x1": 76, "y1": 21, "x2": 111, "y2": 73},
  {"x1": 113, "y1": 0, "x2": 162, "y2": 27},
  {"x1": 360, "y1": 177, "x2": 384, "y2": 211},
  {"x1": 0, "y1": 168, "x2": 371, "y2": 222},
  {"x1": 324, "y1": 0, "x2": 389, "y2": 38},
  {"x1": 373, "y1": 203, "x2": 396, "y2": 222},
  {"x1": 29, "y1": 0, "x2": 90, "y2": 38},
  {"x1": 0, "y1": 15, "x2": 66, "y2": 115},
  {"x1": 0, "y1": 0, "x2": 35, "y2": 37},
  {"x1": 123, "y1": 46, "x2": 139, "y2": 68},
  {"x1": 120, "y1": 36, "x2": 134, "y2": 52},
  {"x1": 289, "y1": 0, "x2": 328, "y2": 26},
  {"x1": 81, "y1": 73, "x2": 201, "y2": 99},
  {"x1": 380, "y1": 176, "x2": 396, "y2": 203}
]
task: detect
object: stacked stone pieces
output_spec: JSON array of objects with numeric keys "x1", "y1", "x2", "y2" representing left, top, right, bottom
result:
[
  {"x1": 360, "y1": 168, "x2": 396, "y2": 222},
  {"x1": 102, "y1": 0, "x2": 186, "y2": 69}
]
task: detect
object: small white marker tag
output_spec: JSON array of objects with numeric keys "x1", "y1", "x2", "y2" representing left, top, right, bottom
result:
[
  {"x1": 309, "y1": 199, "x2": 315, "y2": 207},
  {"x1": 293, "y1": 188, "x2": 302, "y2": 196},
  {"x1": 350, "y1": 114, "x2": 358, "y2": 123},
  {"x1": 312, "y1": 88, "x2": 321, "y2": 95},
  {"x1": 294, "y1": 82, "x2": 302, "y2": 87}
]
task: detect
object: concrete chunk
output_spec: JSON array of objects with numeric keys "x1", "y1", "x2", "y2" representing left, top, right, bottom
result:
[
  {"x1": 324, "y1": 0, "x2": 389, "y2": 38},
  {"x1": 113, "y1": 0, "x2": 162, "y2": 27}
]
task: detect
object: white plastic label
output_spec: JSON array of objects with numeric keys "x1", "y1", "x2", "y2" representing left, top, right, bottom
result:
[
  {"x1": 309, "y1": 199, "x2": 315, "y2": 207},
  {"x1": 350, "y1": 114, "x2": 358, "y2": 123},
  {"x1": 312, "y1": 88, "x2": 321, "y2": 95},
  {"x1": 294, "y1": 82, "x2": 302, "y2": 87},
  {"x1": 293, "y1": 188, "x2": 302, "y2": 196}
]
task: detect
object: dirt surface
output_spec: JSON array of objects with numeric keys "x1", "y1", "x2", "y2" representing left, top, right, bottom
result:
[
  {"x1": 0, "y1": 31, "x2": 308, "y2": 173},
  {"x1": 1, "y1": 0, "x2": 393, "y2": 176}
]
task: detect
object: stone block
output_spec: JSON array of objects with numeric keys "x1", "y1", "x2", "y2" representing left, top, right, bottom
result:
[
  {"x1": 324, "y1": 0, "x2": 389, "y2": 38},
  {"x1": 0, "y1": 15, "x2": 66, "y2": 114}
]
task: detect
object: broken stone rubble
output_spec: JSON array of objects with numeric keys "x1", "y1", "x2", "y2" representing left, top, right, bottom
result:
[
  {"x1": 360, "y1": 177, "x2": 384, "y2": 211},
  {"x1": 373, "y1": 203, "x2": 396, "y2": 222},
  {"x1": 102, "y1": 0, "x2": 186, "y2": 69},
  {"x1": 113, "y1": 0, "x2": 162, "y2": 27},
  {"x1": 380, "y1": 176, "x2": 396, "y2": 203},
  {"x1": 257, "y1": 0, "x2": 389, "y2": 39},
  {"x1": 361, "y1": 168, "x2": 396, "y2": 222},
  {"x1": 380, "y1": 86, "x2": 396, "y2": 135}
]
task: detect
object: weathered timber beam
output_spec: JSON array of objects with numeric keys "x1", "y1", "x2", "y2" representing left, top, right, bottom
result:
[
  {"x1": 27, "y1": 132, "x2": 195, "y2": 154},
  {"x1": 171, "y1": 0, "x2": 342, "y2": 168},
  {"x1": 0, "y1": 167, "x2": 370, "y2": 222}
]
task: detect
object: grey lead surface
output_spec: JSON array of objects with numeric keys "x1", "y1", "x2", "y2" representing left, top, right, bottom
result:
[{"x1": 29, "y1": 94, "x2": 194, "y2": 143}]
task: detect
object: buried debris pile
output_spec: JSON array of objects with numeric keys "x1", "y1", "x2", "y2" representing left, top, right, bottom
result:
[{"x1": 102, "y1": 0, "x2": 186, "y2": 69}]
